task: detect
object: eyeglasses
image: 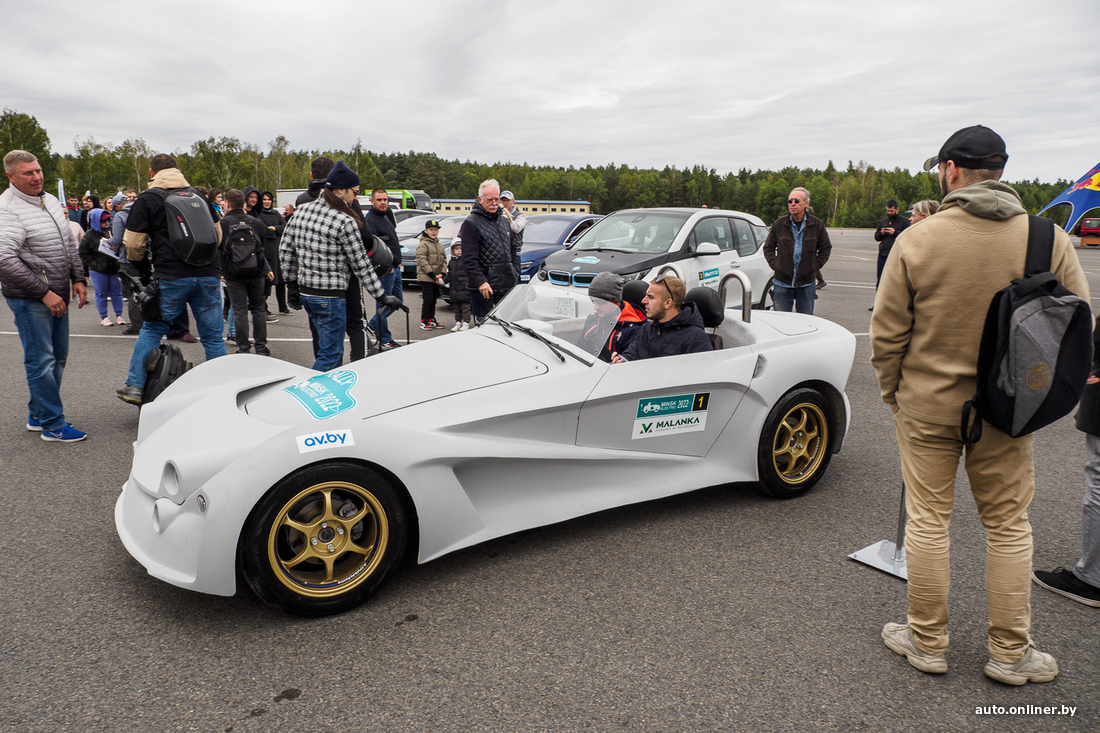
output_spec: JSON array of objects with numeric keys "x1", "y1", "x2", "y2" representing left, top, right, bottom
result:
[
  {"x1": 787, "y1": 198, "x2": 805, "y2": 205},
  {"x1": 653, "y1": 274, "x2": 673, "y2": 300}
]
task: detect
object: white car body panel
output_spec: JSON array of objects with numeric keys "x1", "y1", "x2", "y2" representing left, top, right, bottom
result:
[{"x1": 116, "y1": 302, "x2": 854, "y2": 600}]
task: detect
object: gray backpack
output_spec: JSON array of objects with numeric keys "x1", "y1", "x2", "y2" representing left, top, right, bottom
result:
[{"x1": 962, "y1": 216, "x2": 1092, "y2": 444}]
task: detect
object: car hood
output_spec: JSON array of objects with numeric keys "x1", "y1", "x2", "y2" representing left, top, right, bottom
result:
[
  {"x1": 245, "y1": 331, "x2": 550, "y2": 425},
  {"x1": 542, "y1": 248, "x2": 670, "y2": 278}
]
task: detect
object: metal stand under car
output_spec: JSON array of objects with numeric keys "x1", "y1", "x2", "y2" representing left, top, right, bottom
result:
[{"x1": 848, "y1": 482, "x2": 908, "y2": 580}]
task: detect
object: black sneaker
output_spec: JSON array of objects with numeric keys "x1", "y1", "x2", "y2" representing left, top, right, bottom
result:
[{"x1": 1033, "y1": 567, "x2": 1100, "y2": 607}]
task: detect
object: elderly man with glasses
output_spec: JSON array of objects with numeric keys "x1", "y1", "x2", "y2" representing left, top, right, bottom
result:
[
  {"x1": 459, "y1": 178, "x2": 521, "y2": 322},
  {"x1": 763, "y1": 187, "x2": 831, "y2": 315}
]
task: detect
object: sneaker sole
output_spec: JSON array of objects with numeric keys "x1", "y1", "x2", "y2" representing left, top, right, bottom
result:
[
  {"x1": 41, "y1": 432, "x2": 87, "y2": 443},
  {"x1": 26, "y1": 423, "x2": 43, "y2": 432},
  {"x1": 116, "y1": 392, "x2": 143, "y2": 406},
  {"x1": 882, "y1": 624, "x2": 947, "y2": 674},
  {"x1": 1032, "y1": 572, "x2": 1100, "y2": 607},
  {"x1": 983, "y1": 661, "x2": 1058, "y2": 686}
]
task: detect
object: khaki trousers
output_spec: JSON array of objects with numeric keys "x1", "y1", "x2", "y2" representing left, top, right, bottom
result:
[{"x1": 894, "y1": 410, "x2": 1034, "y2": 663}]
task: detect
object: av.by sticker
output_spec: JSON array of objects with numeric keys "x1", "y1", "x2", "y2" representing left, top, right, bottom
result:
[{"x1": 296, "y1": 429, "x2": 355, "y2": 453}]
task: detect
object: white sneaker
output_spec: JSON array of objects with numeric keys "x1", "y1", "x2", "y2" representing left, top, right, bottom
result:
[
  {"x1": 459, "y1": 322, "x2": 469, "y2": 331},
  {"x1": 451, "y1": 323, "x2": 461, "y2": 332},
  {"x1": 101, "y1": 317, "x2": 114, "y2": 327}
]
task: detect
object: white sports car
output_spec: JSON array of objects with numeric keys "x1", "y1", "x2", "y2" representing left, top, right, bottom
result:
[{"x1": 115, "y1": 280, "x2": 856, "y2": 616}]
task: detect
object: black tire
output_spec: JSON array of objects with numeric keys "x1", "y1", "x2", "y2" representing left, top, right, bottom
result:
[
  {"x1": 240, "y1": 461, "x2": 408, "y2": 616},
  {"x1": 757, "y1": 387, "x2": 833, "y2": 499},
  {"x1": 753, "y1": 280, "x2": 774, "y2": 310}
]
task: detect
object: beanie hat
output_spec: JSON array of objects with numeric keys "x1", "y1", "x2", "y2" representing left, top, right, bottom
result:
[
  {"x1": 324, "y1": 161, "x2": 360, "y2": 190},
  {"x1": 588, "y1": 272, "x2": 624, "y2": 303}
]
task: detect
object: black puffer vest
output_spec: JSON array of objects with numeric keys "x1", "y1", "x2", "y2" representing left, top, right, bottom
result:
[{"x1": 467, "y1": 201, "x2": 515, "y2": 291}]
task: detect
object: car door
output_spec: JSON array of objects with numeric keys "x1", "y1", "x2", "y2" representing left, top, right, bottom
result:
[
  {"x1": 575, "y1": 346, "x2": 758, "y2": 456},
  {"x1": 680, "y1": 216, "x2": 738, "y2": 291},
  {"x1": 723, "y1": 216, "x2": 772, "y2": 308}
]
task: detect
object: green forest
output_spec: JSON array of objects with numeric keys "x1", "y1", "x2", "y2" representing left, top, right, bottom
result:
[{"x1": 1, "y1": 108, "x2": 1078, "y2": 229}]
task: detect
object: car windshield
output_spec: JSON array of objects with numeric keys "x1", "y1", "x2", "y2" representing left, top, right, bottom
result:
[
  {"x1": 522, "y1": 218, "x2": 572, "y2": 244},
  {"x1": 491, "y1": 282, "x2": 622, "y2": 361},
  {"x1": 571, "y1": 211, "x2": 689, "y2": 254}
]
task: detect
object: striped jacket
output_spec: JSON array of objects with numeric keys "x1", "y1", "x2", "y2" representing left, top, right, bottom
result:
[
  {"x1": 0, "y1": 186, "x2": 84, "y2": 300},
  {"x1": 279, "y1": 196, "x2": 384, "y2": 298}
]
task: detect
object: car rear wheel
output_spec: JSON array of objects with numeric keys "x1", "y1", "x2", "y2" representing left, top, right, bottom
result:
[
  {"x1": 754, "y1": 280, "x2": 774, "y2": 310},
  {"x1": 240, "y1": 461, "x2": 407, "y2": 616},
  {"x1": 757, "y1": 388, "x2": 832, "y2": 498}
]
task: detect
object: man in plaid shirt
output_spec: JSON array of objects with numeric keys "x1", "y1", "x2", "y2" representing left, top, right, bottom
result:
[{"x1": 281, "y1": 162, "x2": 403, "y2": 370}]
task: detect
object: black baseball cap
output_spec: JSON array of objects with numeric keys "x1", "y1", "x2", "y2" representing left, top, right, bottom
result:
[{"x1": 922, "y1": 125, "x2": 1008, "y2": 172}]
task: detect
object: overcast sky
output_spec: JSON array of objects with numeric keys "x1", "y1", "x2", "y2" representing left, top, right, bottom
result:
[{"x1": 4, "y1": 0, "x2": 1098, "y2": 183}]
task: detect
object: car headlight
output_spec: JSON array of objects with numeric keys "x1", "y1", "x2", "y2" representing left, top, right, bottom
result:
[
  {"x1": 621, "y1": 271, "x2": 646, "y2": 281},
  {"x1": 520, "y1": 261, "x2": 533, "y2": 270}
]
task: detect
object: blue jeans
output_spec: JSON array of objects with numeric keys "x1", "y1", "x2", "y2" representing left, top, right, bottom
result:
[
  {"x1": 302, "y1": 294, "x2": 346, "y2": 371},
  {"x1": 7, "y1": 297, "x2": 70, "y2": 431},
  {"x1": 368, "y1": 268, "x2": 402, "y2": 344},
  {"x1": 125, "y1": 277, "x2": 227, "y2": 388},
  {"x1": 772, "y1": 280, "x2": 816, "y2": 315}
]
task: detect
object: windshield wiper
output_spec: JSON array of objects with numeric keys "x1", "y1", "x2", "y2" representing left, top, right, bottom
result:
[
  {"x1": 485, "y1": 314, "x2": 512, "y2": 335},
  {"x1": 580, "y1": 247, "x2": 631, "y2": 254},
  {"x1": 490, "y1": 317, "x2": 590, "y2": 365}
]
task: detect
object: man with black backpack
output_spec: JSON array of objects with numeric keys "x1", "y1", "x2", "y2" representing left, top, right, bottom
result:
[
  {"x1": 870, "y1": 126, "x2": 1089, "y2": 685},
  {"x1": 220, "y1": 189, "x2": 273, "y2": 355},
  {"x1": 116, "y1": 153, "x2": 227, "y2": 405}
]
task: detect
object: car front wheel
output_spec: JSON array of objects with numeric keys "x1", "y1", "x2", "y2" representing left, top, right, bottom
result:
[
  {"x1": 240, "y1": 461, "x2": 408, "y2": 616},
  {"x1": 757, "y1": 388, "x2": 833, "y2": 498}
]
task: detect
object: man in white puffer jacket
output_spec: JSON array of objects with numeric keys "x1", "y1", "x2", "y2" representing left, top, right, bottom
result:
[{"x1": 0, "y1": 150, "x2": 88, "y2": 442}]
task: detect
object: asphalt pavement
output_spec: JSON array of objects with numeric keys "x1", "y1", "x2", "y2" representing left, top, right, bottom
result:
[{"x1": 2, "y1": 230, "x2": 1098, "y2": 732}]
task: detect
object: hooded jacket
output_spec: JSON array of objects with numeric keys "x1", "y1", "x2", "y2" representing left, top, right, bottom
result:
[
  {"x1": 78, "y1": 208, "x2": 120, "y2": 275},
  {"x1": 242, "y1": 186, "x2": 260, "y2": 217},
  {"x1": 581, "y1": 300, "x2": 647, "y2": 362},
  {"x1": 0, "y1": 185, "x2": 85, "y2": 300},
  {"x1": 871, "y1": 180, "x2": 1090, "y2": 425},
  {"x1": 295, "y1": 179, "x2": 325, "y2": 206},
  {"x1": 254, "y1": 191, "x2": 285, "y2": 280},
  {"x1": 621, "y1": 301, "x2": 713, "y2": 361},
  {"x1": 123, "y1": 168, "x2": 220, "y2": 279},
  {"x1": 415, "y1": 232, "x2": 446, "y2": 282}
]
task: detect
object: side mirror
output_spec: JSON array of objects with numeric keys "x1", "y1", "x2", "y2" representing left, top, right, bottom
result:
[{"x1": 695, "y1": 242, "x2": 722, "y2": 256}]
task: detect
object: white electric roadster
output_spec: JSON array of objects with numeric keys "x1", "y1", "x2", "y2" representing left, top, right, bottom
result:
[{"x1": 115, "y1": 278, "x2": 856, "y2": 616}]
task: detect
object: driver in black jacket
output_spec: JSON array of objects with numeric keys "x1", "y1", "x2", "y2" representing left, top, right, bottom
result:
[{"x1": 611, "y1": 275, "x2": 712, "y2": 362}]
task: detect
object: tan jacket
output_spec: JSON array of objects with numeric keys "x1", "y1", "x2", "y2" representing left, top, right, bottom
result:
[
  {"x1": 415, "y1": 233, "x2": 446, "y2": 282},
  {"x1": 870, "y1": 181, "x2": 1090, "y2": 425}
]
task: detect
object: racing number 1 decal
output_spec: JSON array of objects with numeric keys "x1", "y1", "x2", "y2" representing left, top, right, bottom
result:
[{"x1": 633, "y1": 392, "x2": 710, "y2": 439}]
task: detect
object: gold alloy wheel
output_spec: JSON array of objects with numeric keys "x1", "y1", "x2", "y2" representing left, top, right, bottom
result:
[
  {"x1": 771, "y1": 402, "x2": 829, "y2": 485},
  {"x1": 267, "y1": 481, "x2": 389, "y2": 598}
]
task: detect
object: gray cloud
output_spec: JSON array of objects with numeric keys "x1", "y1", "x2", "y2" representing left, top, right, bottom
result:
[{"x1": 4, "y1": 0, "x2": 1098, "y2": 182}]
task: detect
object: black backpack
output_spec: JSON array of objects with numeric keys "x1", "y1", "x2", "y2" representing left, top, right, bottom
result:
[
  {"x1": 962, "y1": 215, "x2": 1092, "y2": 445},
  {"x1": 221, "y1": 218, "x2": 264, "y2": 279},
  {"x1": 150, "y1": 187, "x2": 220, "y2": 266},
  {"x1": 142, "y1": 343, "x2": 191, "y2": 404}
]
